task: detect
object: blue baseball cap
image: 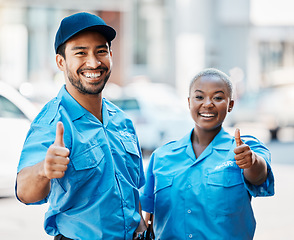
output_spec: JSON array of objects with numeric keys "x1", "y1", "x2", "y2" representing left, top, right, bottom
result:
[{"x1": 54, "y1": 12, "x2": 116, "y2": 53}]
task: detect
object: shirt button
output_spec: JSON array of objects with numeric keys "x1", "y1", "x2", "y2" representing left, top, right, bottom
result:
[
  {"x1": 187, "y1": 209, "x2": 191, "y2": 214},
  {"x1": 189, "y1": 234, "x2": 193, "y2": 238},
  {"x1": 187, "y1": 184, "x2": 191, "y2": 189}
]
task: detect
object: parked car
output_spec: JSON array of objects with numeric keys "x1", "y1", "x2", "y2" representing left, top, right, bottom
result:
[
  {"x1": 108, "y1": 81, "x2": 194, "y2": 154},
  {"x1": 0, "y1": 81, "x2": 38, "y2": 197}
]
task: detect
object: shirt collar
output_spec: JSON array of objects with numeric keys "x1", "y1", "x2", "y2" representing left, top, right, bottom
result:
[
  {"x1": 57, "y1": 86, "x2": 117, "y2": 125},
  {"x1": 171, "y1": 128, "x2": 234, "y2": 163},
  {"x1": 101, "y1": 98, "x2": 117, "y2": 127},
  {"x1": 57, "y1": 85, "x2": 86, "y2": 121},
  {"x1": 211, "y1": 128, "x2": 234, "y2": 150},
  {"x1": 169, "y1": 129, "x2": 195, "y2": 160},
  {"x1": 170, "y1": 127, "x2": 234, "y2": 153}
]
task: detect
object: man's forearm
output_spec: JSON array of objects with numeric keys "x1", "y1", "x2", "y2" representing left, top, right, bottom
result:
[{"x1": 16, "y1": 160, "x2": 51, "y2": 204}]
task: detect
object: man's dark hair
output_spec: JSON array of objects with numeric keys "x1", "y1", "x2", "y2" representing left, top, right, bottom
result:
[{"x1": 57, "y1": 42, "x2": 66, "y2": 59}]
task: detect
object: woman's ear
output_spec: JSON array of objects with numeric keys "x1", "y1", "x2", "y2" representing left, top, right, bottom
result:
[
  {"x1": 56, "y1": 54, "x2": 65, "y2": 71},
  {"x1": 228, "y1": 99, "x2": 234, "y2": 112},
  {"x1": 188, "y1": 97, "x2": 191, "y2": 109}
]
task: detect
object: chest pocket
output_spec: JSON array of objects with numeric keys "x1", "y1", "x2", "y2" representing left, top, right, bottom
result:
[
  {"x1": 122, "y1": 139, "x2": 140, "y2": 157},
  {"x1": 154, "y1": 176, "x2": 173, "y2": 194},
  {"x1": 71, "y1": 143, "x2": 104, "y2": 171},
  {"x1": 206, "y1": 168, "x2": 248, "y2": 215},
  {"x1": 64, "y1": 144, "x2": 108, "y2": 192},
  {"x1": 120, "y1": 139, "x2": 141, "y2": 186},
  {"x1": 154, "y1": 176, "x2": 173, "y2": 214},
  {"x1": 153, "y1": 176, "x2": 174, "y2": 236}
]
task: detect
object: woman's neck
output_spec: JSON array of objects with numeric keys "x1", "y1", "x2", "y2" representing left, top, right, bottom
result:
[
  {"x1": 191, "y1": 126, "x2": 221, "y2": 158},
  {"x1": 192, "y1": 126, "x2": 221, "y2": 146}
]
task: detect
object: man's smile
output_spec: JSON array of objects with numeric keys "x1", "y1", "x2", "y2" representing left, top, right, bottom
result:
[
  {"x1": 82, "y1": 71, "x2": 102, "y2": 79},
  {"x1": 78, "y1": 67, "x2": 108, "y2": 82}
]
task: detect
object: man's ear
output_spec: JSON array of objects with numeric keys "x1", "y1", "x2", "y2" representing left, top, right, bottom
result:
[
  {"x1": 228, "y1": 99, "x2": 234, "y2": 112},
  {"x1": 56, "y1": 54, "x2": 65, "y2": 71}
]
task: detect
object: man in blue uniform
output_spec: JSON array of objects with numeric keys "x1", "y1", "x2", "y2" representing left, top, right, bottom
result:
[{"x1": 16, "y1": 12, "x2": 146, "y2": 240}]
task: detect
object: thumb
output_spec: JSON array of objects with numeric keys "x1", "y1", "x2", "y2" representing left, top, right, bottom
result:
[
  {"x1": 54, "y1": 121, "x2": 65, "y2": 147},
  {"x1": 234, "y1": 128, "x2": 243, "y2": 147}
]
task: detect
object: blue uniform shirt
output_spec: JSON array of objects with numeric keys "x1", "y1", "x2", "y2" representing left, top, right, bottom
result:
[
  {"x1": 140, "y1": 128, "x2": 274, "y2": 240},
  {"x1": 17, "y1": 86, "x2": 145, "y2": 240}
]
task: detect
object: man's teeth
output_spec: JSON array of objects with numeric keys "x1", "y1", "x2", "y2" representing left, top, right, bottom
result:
[
  {"x1": 200, "y1": 113, "x2": 215, "y2": 117},
  {"x1": 84, "y1": 72, "x2": 101, "y2": 78}
]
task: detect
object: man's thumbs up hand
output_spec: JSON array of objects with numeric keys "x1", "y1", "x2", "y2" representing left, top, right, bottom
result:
[
  {"x1": 44, "y1": 122, "x2": 70, "y2": 179},
  {"x1": 234, "y1": 128, "x2": 256, "y2": 169},
  {"x1": 54, "y1": 121, "x2": 66, "y2": 147}
]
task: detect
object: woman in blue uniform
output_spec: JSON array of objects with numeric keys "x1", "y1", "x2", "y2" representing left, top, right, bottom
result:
[{"x1": 140, "y1": 68, "x2": 274, "y2": 240}]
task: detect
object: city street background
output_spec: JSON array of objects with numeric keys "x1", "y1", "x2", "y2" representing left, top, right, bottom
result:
[
  {"x1": 1, "y1": 0, "x2": 294, "y2": 239},
  {"x1": 0, "y1": 140, "x2": 293, "y2": 240}
]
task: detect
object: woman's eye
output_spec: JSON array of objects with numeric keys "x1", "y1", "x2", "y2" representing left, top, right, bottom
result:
[
  {"x1": 214, "y1": 96, "x2": 223, "y2": 101},
  {"x1": 195, "y1": 95, "x2": 204, "y2": 100}
]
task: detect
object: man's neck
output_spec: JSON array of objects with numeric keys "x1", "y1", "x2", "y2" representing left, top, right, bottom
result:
[{"x1": 65, "y1": 85, "x2": 103, "y2": 122}]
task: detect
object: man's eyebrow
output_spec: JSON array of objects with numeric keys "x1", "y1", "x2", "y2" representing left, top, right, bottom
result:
[
  {"x1": 96, "y1": 44, "x2": 108, "y2": 49},
  {"x1": 71, "y1": 44, "x2": 108, "y2": 51},
  {"x1": 71, "y1": 46, "x2": 88, "y2": 51}
]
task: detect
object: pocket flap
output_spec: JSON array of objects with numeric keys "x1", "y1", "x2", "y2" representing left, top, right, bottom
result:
[
  {"x1": 122, "y1": 140, "x2": 140, "y2": 157},
  {"x1": 154, "y1": 176, "x2": 173, "y2": 193},
  {"x1": 71, "y1": 145, "x2": 104, "y2": 171},
  {"x1": 207, "y1": 169, "x2": 243, "y2": 187}
]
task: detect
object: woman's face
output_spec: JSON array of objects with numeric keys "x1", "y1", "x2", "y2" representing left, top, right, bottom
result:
[{"x1": 188, "y1": 75, "x2": 234, "y2": 132}]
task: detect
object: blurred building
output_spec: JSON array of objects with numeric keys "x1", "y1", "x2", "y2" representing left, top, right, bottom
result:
[
  {"x1": 0, "y1": 0, "x2": 129, "y2": 101},
  {"x1": 0, "y1": 0, "x2": 294, "y2": 101}
]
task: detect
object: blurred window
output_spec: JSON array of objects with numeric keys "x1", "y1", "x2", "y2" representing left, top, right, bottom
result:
[
  {"x1": 0, "y1": 95, "x2": 26, "y2": 119},
  {"x1": 259, "y1": 41, "x2": 294, "y2": 86}
]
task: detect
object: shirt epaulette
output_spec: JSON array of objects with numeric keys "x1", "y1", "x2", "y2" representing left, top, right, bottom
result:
[{"x1": 33, "y1": 98, "x2": 61, "y2": 125}]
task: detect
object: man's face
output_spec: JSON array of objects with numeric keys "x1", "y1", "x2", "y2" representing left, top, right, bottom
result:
[{"x1": 58, "y1": 31, "x2": 113, "y2": 96}]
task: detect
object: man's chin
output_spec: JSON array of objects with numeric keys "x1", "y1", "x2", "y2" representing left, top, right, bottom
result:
[{"x1": 78, "y1": 85, "x2": 104, "y2": 95}]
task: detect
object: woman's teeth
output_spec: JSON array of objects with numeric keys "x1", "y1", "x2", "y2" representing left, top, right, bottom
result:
[{"x1": 200, "y1": 113, "x2": 215, "y2": 117}]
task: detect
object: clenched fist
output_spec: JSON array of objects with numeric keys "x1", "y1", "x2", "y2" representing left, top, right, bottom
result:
[{"x1": 234, "y1": 128, "x2": 257, "y2": 169}]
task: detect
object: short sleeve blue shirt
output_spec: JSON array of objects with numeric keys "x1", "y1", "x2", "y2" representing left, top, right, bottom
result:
[
  {"x1": 140, "y1": 128, "x2": 274, "y2": 240},
  {"x1": 17, "y1": 86, "x2": 145, "y2": 240}
]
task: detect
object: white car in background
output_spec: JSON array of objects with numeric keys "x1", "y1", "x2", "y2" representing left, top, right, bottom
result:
[
  {"x1": 107, "y1": 81, "x2": 194, "y2": 154},
  {"x1": 0, "y1": 81, "x2": 38, "y2": 197}
]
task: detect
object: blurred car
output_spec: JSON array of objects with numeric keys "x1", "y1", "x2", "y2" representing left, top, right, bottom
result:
[
  {"x1": 226, "y1": 83, "x2": 294, "y2": 142},
  {"x1": 108, "y1": 81, "x2": 194, "y2": 154},
  {"x1": 0, "y1": 81, "x2": 38, "y2": 197}
]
